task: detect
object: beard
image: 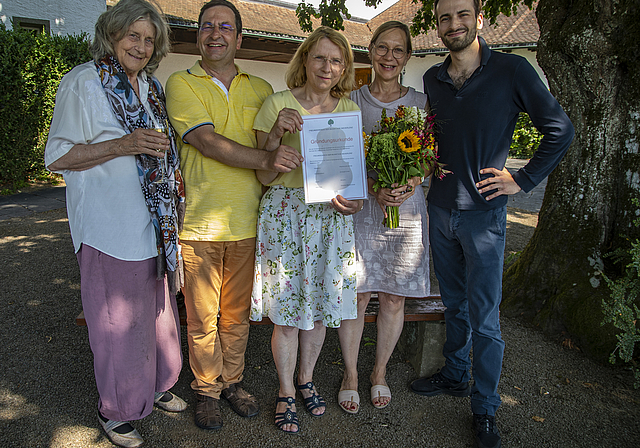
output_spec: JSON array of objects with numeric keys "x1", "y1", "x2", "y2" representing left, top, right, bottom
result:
[{"x1": 441, "y1": 23, "x2": 478, "y2": 52}]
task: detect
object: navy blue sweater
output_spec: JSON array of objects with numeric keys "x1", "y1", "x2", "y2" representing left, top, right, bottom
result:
[{"x1": 424, "y1": 37, "x2": 574, "y2": 211}]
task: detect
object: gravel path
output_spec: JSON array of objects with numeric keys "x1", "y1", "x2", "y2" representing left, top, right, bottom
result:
[{"x1": 1, "y1": 207, "x2": 639, "y2": 448}]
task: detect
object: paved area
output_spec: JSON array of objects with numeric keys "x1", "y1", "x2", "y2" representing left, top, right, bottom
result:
[
  {"x1": 503, "y1": 158, "x2": 546, "y2": 212},
  {"x1": 0, "y1": 185, "x2": 66, "y2": 220}
]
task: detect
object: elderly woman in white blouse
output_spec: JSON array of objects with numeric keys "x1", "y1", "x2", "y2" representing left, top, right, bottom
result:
[{"x1": 45, "y1": 1, "x2": 186, "y2": 446}]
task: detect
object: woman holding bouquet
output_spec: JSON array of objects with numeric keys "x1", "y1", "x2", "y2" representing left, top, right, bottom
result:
[
  {"x1": 250, "y1": 27, "x2": 363, "y2": 433},
  {"x1": 337, "y1": 21, "x2": 431, "y2": 413}
]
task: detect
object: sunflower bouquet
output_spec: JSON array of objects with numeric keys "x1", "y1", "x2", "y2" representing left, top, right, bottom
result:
[{"x1": 364, "y1": 105, "x2": 449, "y2": 229}]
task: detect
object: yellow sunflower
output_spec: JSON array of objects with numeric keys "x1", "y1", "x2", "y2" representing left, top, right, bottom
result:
[{"x1": 398, "y1": 130, "x2": 420, "y2": 153}]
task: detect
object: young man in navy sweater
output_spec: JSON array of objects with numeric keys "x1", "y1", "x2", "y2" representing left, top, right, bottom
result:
[{"x1": 410, "y1": 1, "x2": 574, "y2": 447}]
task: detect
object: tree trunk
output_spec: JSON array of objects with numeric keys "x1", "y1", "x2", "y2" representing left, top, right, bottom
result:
[{"x1": 501, "y1": 0, "x2": 640, "y2": 361}]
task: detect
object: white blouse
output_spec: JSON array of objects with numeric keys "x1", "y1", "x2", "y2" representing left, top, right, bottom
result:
[{"x1": 45, "y1": 62, "x2": 157, "y2": 261}]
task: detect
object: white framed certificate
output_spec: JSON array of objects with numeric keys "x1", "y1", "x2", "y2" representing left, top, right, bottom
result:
[{"x1": 299, "y1": 111, "x2": 367, "y2": 204}]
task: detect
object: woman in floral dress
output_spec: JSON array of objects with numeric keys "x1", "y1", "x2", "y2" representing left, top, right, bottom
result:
[{"x1": 250, "y1": 26, "x2": 363, "y2": 433}]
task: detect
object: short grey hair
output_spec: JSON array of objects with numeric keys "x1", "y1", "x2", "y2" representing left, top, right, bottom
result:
[{"x1": 90, "y1": 0, "x2": 170, "y2": 75}]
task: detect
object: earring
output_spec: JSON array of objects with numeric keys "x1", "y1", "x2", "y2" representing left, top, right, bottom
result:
[{"x1": 402, "y1": 67, "x2": 406, "y2": 76}]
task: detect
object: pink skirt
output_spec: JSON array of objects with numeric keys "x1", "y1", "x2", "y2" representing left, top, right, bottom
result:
[{"x1": 77, "y1": 244, "x2": 182, "y2": 421}]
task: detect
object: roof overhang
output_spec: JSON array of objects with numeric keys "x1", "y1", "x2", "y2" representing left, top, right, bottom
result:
[
  {"x1": 167, "y1": 17, "x2": 370, "y2": 65},
  {"x1": 412, "y1": 42, "x2": 538, "y2": 57}
]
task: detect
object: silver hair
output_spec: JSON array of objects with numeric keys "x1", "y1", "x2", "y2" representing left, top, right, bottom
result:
[{"x1": 90, "y1": 0, "x2": 170, "y2": 75}]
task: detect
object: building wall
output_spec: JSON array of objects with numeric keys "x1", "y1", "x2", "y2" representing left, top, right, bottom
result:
[
  {"x1": 402, "y1": 47, "x2": 546, "y2": 93},
  {"x1": 2, "y1": 1, "x2": 546, "y2": 93},
  {"x1": 4, "y1": 1, "x2": 546, "y2": 94},
  {"x1": 156, "y1": 47, "x2": 545, "y2": 97},
  {"x1": 155, "y1": 53, "x2": 372, "y2": 93},
  {"x1": 154, "y1": 54, "x2": 293, "y2": 92},
  {"x1": 1, "y1": 0, "x2": 105, "y2": 37}
]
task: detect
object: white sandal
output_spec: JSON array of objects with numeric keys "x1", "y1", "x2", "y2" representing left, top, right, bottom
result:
[
  {"x1": 338, "y1": 389, "x2": 360, "y2": 414},
  {"x1": 154, "y1": 391, "x2": 187, "y2": 412},
  {"x1": 371, "y1": 384, "x2": 392, "y2": 409},
  {"x1": 98, "y1": 411, "x2": 143, "y2": 448}
]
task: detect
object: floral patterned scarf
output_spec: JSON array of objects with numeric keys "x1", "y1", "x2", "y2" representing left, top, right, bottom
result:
[{"x1": 96, "y1": 55, "x2": 186, "y2": 294}]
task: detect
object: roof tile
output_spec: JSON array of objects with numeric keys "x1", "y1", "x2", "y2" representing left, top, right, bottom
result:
[
  {"x1": 369, "y1": 0, "x2": 539, "y2": 52},
  {"x1": 107, "y1": 0, "x2": 539, "y2": 52},
  {"x1": 108, "y1": 0, "x2": 373, "y2": 47}
]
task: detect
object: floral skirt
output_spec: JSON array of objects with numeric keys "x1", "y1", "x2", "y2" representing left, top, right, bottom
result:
[{"x1": 250, "y1": 186, "x2": 358, "y2": 330}]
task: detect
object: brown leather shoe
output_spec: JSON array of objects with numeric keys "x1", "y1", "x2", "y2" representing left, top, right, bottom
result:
[
  {"x1": 194, "y1": 394, "x2": 223, "y2": 430},
  {"x1": 221, "y1": 383, "x2": 260, "y2": 418}
]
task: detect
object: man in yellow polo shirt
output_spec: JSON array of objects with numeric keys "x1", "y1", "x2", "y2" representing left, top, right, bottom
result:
[{"x1": 165, "y1": 0, "x2": 302, "y2": 431}]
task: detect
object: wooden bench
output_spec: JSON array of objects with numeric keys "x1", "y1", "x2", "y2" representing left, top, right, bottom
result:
[
  {"x1": 75, "y1": 294, "x2": 446, "y2": 377},
  {"x1": 75, "y1": 294, "x2": 445, "y2": 326}
]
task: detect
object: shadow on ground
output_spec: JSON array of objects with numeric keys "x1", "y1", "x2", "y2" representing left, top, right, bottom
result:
[{"x1": 1, "y1": 208, "x2": 639, "y2": 447}]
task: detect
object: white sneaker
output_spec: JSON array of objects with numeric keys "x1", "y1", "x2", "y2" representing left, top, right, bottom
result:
[
  {"x1": 154, "y1": 391, "x2": 187, "y2": 412},
  {"x1": 98, "y1": 411, "x2": 143, "y2": 448}
]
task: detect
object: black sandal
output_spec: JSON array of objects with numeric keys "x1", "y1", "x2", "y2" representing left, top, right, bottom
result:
[
  {"x1": 296, "y1": 381, "x2": 326, "y2": 417},
  {"x1": 275, "y1": 396, "x2": 299, "y2": 433}
]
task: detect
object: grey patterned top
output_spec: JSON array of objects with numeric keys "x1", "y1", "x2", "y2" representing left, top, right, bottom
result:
[{"x1": 351, "y1": 85, "x2": 430, "y2": 297}]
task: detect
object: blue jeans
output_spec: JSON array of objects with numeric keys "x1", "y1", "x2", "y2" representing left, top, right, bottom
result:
[{"x1": 428, "y1": 203, "x2": 506, "y2": 415}]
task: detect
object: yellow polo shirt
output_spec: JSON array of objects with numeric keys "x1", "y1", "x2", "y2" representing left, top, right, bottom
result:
[{"x1": 166, "y1": 62, "x2": 273, "y2": 241}]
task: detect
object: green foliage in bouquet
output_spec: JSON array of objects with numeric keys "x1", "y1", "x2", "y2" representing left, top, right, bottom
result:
[{"x1": 364, "y1": 106, "x2": 449, "y2": 228}]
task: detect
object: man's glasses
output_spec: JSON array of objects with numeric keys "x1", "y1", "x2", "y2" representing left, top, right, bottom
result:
[
  {"x1": 199, "y1": 22, "x2": 235, "y2": 35},
  {"x1": 373, "y1": 44, "x2": 407, "y2": 59}
]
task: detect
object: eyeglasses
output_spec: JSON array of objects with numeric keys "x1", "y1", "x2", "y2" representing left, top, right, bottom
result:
[
  {"x1": 309, "y1": 54, "x2": 344, "y2": 68},
  {"x1": 199, "y1": 22, "x2": 235, "y2": 35},
  {"x1": 374, "y1": 44, "x2": 407, "y2": 59}
]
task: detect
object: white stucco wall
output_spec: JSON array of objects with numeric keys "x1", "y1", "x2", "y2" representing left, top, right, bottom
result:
[
  {"x1": 155, "y1": 54, "x2": 292, "y2": 91},
  {"x1": 155, "y1": 53, "x2": 200, "y2": 87},
  {"x1": 1, "y1": 0, "x2": 104, "y2": 37},
  {"x1": 2, "y1": 1, "x2": 546, "y2": 93},
  {"x1": 155, "y1": 48, "x2": 545, "y2": 97},
  {"x1": 155, "y1": 53, "x2": 371, "y2": 93}
]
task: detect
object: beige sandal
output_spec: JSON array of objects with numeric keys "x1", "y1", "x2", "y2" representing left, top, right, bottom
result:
[
  {"x1": 338, "y1": 389, "x2": 360, "y2": 414},
  {"x1": 371, "y1": 384, "x2": 391, "y2": 409}
]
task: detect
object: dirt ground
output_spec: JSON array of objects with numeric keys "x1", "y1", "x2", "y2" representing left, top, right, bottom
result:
[{"x1": 2, "y1": 205, "x2": 640, "y2": 447}]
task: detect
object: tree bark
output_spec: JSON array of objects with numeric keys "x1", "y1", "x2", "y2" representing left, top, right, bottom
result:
[{"x1": 501, "y1": 0, "x2": 640, "y2": 361}]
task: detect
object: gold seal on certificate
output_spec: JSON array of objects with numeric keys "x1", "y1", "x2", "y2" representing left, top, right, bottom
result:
[{"x1": 299, "y1": 111, "x2": 367, "y2": 204}]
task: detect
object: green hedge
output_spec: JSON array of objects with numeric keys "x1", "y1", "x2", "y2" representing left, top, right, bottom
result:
[
  {"x1": 510, "y1": 113, "x2": 542, "y2": 159},
  {"x1": 0, "y1": 23, "x2": 91, "y2": 190}
]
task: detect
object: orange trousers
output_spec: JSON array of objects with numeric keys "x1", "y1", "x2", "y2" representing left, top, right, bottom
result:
[{"x1": 181, "y1": 239, "x2": 254, "y2": 398}]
